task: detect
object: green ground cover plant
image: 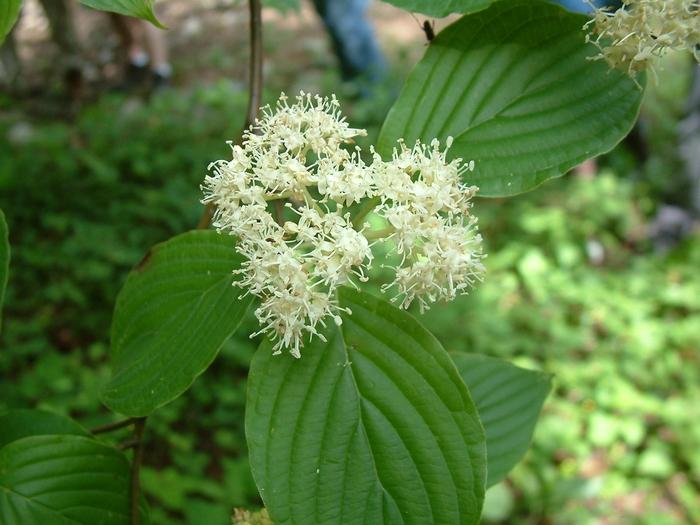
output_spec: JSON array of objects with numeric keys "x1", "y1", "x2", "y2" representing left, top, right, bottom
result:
[{"x1": 1, "y1": 0, "x2": 699, "y2": 523}]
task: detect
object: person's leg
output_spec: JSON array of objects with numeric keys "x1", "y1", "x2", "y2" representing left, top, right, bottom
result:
[
  {"x1": 109, "y1": 15, "x2": 152, "y2": 89},
  {"x1": 37, "y1": 0, "x2": 81, "y2": 58},
  {"x1": 311, "y1": 0, "x2": 385, "y2": 83},
  {"x1": 109, "y1": 14, "x2": 149, "y2": 66},
  {"x1": 143, "y1": 22, "x2": 171, "y2": 87}
]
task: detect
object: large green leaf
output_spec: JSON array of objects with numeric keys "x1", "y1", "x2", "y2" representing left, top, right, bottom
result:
[
  {"x1": 0, "y1": 209, "x2": 8, "y2": 333},
  {"x1": 103, "y1": 230, "x2": 254, "y2": 416},
  {"x1": 377, "y1": 0, "x2": 643, "y2": 197},
  {"x1": 246, "y1": 287, "x2": 486, "y2": 525},
  {"x1": 0, "y1": 434, "x2": 142, "y2": 524},
  {"x1": 0, "y1": 409, "x2": 89, "y2": 449},
  {"x1": 79, "y1": 0, "x2": 164, "y2": 28},
  {"x1": 381, "y1": 0, "x2": 493, "y2": 17},
  {"x1": 0, "y1": 0, "x2": 20, "y2": 44},
  {"x1": 451, "y1": 353, "x2": 552, "y2": 486}
]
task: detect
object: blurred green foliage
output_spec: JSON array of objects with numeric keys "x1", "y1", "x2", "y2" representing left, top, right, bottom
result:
[
  {"x1": 0, "y1": 84, "x2": 263, "y2": 523},
  {"x1": 1, "y1": 59, "x2": 699, "y2": 524},
  {"x1": 422, "y1": 173, "x2": 700, "y2": 524}
]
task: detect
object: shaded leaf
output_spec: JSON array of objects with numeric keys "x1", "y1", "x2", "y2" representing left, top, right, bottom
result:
[
  {"x1": 0, "y1": 434, "x2": 145, "y2": 524},
  {"x1": 451, "y1": 353, "x2": 552, "y2": 486},
  {"x1": 0, "y1": 409, "x2": 89, "y2": 449},
  {"x1": 377, "y1": 0, "x2": 643, "y2": 196},
  {"x1": 0, "y1": 0, "x2": 20, "y2": 44},
  {"x1": 246, "y1": 287, "x2": 486, "y2": 525},
  {"x1": 103, "y1": 230, "x2": 254, "y2": 416},
  {"x1": 0, "y1": 209, "x2": 8, "y2": 333}
]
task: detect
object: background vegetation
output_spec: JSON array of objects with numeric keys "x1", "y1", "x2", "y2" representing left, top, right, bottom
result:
[{"x1": 1, "y1": 2, "x2": 699, "y2": 523}]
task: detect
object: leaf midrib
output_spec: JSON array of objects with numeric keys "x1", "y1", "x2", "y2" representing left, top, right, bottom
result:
[
  {"x1": 0, "y1": 486, "x2": 83, "y2": 525},
  {"x1": 339, "y1": 332, "x2": 404, "y2": 525}
]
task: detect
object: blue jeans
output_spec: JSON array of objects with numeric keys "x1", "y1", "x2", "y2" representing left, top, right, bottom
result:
[
  {"x1": 552, "y1": 0, "x2": 620, "y2": 13},
  {"x1": 312, "y1": 0, "x2": 386, "y2": 82}
]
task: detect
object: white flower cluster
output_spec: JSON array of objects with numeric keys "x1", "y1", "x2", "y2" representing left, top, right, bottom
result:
[
  {"x1": 373, "y1": 139, "x2": 484, "y2": 312},
  {"x1": 202, "y1": 92, "x2": 484, "y2": 357},
  {"x1": 586, "y1": 0, "x2": 700, "y2": 78}
]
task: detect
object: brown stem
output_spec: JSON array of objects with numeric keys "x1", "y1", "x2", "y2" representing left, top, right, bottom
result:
[
  {"x1": 90, "y1": 417, "x2": 137, "y2": 435},
  {"x1": 351, "y1": 196, "x2": 380, "y2": 229},
  {"x1": 118, "y1": 438, "x2": 140, "y2": 451},
  {"x1": 196, "y1": 203, "x2": 214, "y2": 229},
  {"x1": 273, "y1": 200, "x2": 285, "y2": 226},
  {"x1": 245, "y1": 0, "x2": 264, "y2": 132},
  {"x1": 197, "y1": 0, "x2": 264, "y2": 230},
  {"x1": 130, "y1": 417, "x2": 147, "y2": 525}
]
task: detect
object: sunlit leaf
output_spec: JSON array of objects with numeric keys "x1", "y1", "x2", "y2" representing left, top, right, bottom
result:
[
  {"x1": 0, "y1": 0, "x2": 21, "y2": 44},
  {"x1": 378, "y1": 0, "x2": 643, "y2": 196},
  {"x1": 246, "y1": 287, "x2": 486, "y2": 525},
  {"x1": 452, "y1": 353, "x2": 552, "y2": 486},
  {"x1": 79, "y1": 0, "x2": 165, "y2": 28}
]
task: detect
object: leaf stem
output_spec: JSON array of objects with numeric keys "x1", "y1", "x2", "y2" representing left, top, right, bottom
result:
[
  {"x1": 197, "y1": 0, "x2": 264, "y2": 230},
  {"x1": 273, "y1": 200, "x2": 285, "y2": 226},
  {"x1": 363, "y1": 226, "x2": 394, "y2": 241},
  {"x1": 245, "y1": 0, "x2": 264, "y2": 133},
  {"x1": 118, "y1": 438, "x2": 140, "y2": 451},
  {"x1": 302, "y1": 187, "x2": 324, "y2": 214},
  {"x1": 130, "y1": 417, "x2": 147, "y2": 525},
  {"x1": 351, "y1": 196, "x2": 380, "y2": 229},
  {"x1": 90, "y1": 417, "x2": 138, "y2": 435}
]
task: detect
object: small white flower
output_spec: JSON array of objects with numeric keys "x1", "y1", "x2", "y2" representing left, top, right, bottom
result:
[
  {"x1": 317, "y1": 150, "x2": 375, "y2": 206},
  {"x1": 375, "y1": 138, "x2": 485, "y2": 311},
  {"x1": 291, "y1": 206, "x2": 373, "y2": 287},
  {"x1": 252, "y1": 288, "x2": 346, "y2": 358},
  {"x1": 586, "y1": 0, "x2": 700, "y2": 78}
]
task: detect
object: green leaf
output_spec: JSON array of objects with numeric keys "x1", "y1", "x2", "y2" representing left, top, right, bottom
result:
[
  {"x1": 451, "y1": 353, "x2": 552, "y2": 486},
  {"x1": 377, "y1": 0, "x2": 643, "y2": 197},
  {"x1": 0, "y1": 409, "x2": 89, "y2": 448},
  {"x1": 0, "y1": 0, "x2": 20, "y2": 44},
  {"x1": 0, "y1": 434, "x2": 145, "y2": 524},
  {"x1": 264, "y1": 0, "x2": 300, "y2": 13},
  {"x1": 79, "y1": 0, "x2": 165, "y2": 28},
  {"x1": 246, "y1": 287, "x2": 486, "y2": 525},
  {"x1": 380, "y1": 0, "x2": 493, "y2": 18},
  {"x1": 102, "y1": 230, "x2": 254, "y2": 416},
  {"x1": 0, "y1": 209, "x2": 8, "y2": 333}
]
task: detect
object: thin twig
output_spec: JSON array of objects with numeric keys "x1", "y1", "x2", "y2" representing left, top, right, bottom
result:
[
  {"x1": 129, "y1": 417, "x2": 147, "y2": 525},
  {"x1": 245, "y1": 0, "x2": 264, "y2": 132},
  {"x1": 351, "y1": 196, "x2": 380, "y2": 229},
  {"x1": 273, "y1": 200, "x2": 285, "y2": 225},
  {"x1": 196, "y1": 203, "x2": 214, "y2": 229},
  {"x1": 118, "y1": 438, "x2": 140, "y2": 451},
  {"x1": 363, "y1": 226, "x2": 395, "y2": 241},
  {"x1": 90, "y1": 417, "x2": 137, "y2": 435},
  {"x1": 197, "y1": 0, "x2": 264, "y2": 230}
]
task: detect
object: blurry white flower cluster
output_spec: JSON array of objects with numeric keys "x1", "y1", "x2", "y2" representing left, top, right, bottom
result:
[
  {"x1": 373, "y1": 139, "x2": 484, "y2": 312},
  {"x1": 202, "y1": 92, "x2": 484, "y2": 357},
  {"x1": 586, "y1": 0, "x2": 700, "y2": 78}
]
